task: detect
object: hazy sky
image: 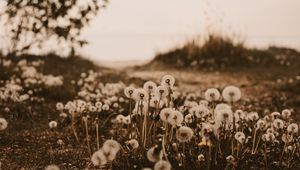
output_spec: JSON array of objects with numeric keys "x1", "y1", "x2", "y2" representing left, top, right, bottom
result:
[{"x1": 1, "y1": 0, "x2": 299, "y2": 62}]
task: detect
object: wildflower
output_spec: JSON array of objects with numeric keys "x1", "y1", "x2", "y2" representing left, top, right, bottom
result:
[
  {"x1": 147, "y1": 146, "x2": 162, "y2": 162},
  {"x1": 123, "y1": 115, "x2": 131, "y2": 125},
  {"x1": 184, "y1": 114, "x2": 193, "y2": 123},
  {"x1": 168, "y1": 110, "x2": 184, "y2": 126},
  {"x1": 124, "y1": 86, "x2": 135, "y2": 98},
  {"x1": 116, "y1": 114, "x2": 125, "y2": 124},
  {"x1": 234, "y1": 132, "x2": 246, "y2": 144},
  {"x1": 161, "y1": 75, "x2": 175, "y2": 87},
  {"x1": 281, "y1": 109, "x2": 291, "y2": 119},
  {"x1": 45, "y1": 165, "x2": 60, "y2": 170},
  {"x1": 235, "y1": 110, "x2": 245, "y2": 121},
  {"x1": 56, "y1": 102, "x2": 64, "y2": 111},
  {"x1": 222, "y1": 86, "x2": 241, "y2": 102},
  {"x1": 204, "y1": 88, "x2": 220, "y2": 102},
  {"x1": 215, "y1": 108, "x2": 233, "y2": 128},
  {"x1": 256, "y1": 119, "x2": 267, "y2": 130},
  {"x1": 262, "y1": 133, "x2": 275, "y2": 142},
  {"x1": 154, "y1": 160, "x2": 172, "y2": 170},
  {"x1": 155, "y1": 86, "x2": 169, "y2": 98},
  {"x1": 247, "y1": 112, "x2": 259, "y2": 121},
  {"x1": 282, "y1": 133, "x2": 293, "y2": 143},
  {"x1": 126, "y1": 139, "x2": 139, "y2": 149},
  {"x1": 143, "y1": 81, "x2": 157, "y2": 93},
  {"x1": 194, "y1": 105, "x2": 210, "y2": 118},
  {"x1": 176, "y1": 126, "x2": 194, "y2": 142},
  {"x1": 91, "y1": 150, "x2": 107, "y2": 166},
  {"x1": 48, "y1": 121, "x2": 58, "y2": 129},
  {"x1": 102, "y1": 139, "x2": 120, "y2": 154},
  {"x1": 271, "y1": 112, "x2": 281, "y2": 119},
  {"x1": 0, "y1": 118, "x2": 8, "y2": 130},
  {"x1": 273, "y1": 118, "x2": 284, "y2": 130},
  {"x1": 199, "y1": 100, "x2": 209, "y2": 107},
  {"x1": 150, "y1": 96, "x2": 164, "y2": 108},
  {"x1": 160, "y1": 108, "x2": 173, "y2": 123},
  {"x1": 198, "y1": 154, "x2": 205, "y2": 161},
  {"x1": 287, "y1": 123, "x2": 298, "y2": 134},
  {"x1": 89, "y1": 106, "x2": 97, "y2": 112},
  {"x1": 134, "y1": 88, "x2": 149, "y2": 101},
  {"x1": 102, "y1": 104, "x2": 110, "y2": 111}
]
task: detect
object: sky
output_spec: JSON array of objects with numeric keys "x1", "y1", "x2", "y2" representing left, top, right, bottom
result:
[{"x1": 79, "y1": 0, "x2": 300, "y2": 63}]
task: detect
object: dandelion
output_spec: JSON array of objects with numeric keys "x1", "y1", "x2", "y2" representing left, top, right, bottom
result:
[
  {"x1": 0, "y1": 118, "x2": 8, "y2": 130},
  {"x1": 150, "y1": 96, "x2": 164, "y2": 108},
  {"x1": 247, "y1": 112, "x2": 259, "y2": 121},
  {"x1": 161, "y1": 75, "x2": 175, "y2": 87},
  {"x1": 281, "y1": 109, "x2": 291, "y2": 119},
  {"x1": 102, "y1": 104, "x2": 110, "y2": 111},
  {"x1": 116, "y1": 114, "x2": 125, "y2": 124},
  {"x1": 199, "y1": 100, "x2": 209, "y2": 107},
  {"x1": 287, "y1": 123, "x2": 298, "y2": 134},
  {"x1": 271, "y1": 112, "x2": 281, "y2": 119},
  {"x1": 222, "y1": 86, "x2": 241, "y2": 102},
  {"x1": 262, "y1": 133, "x2": 275, "y2": 142},
  {"x1": 45, "y1": 165, "x2": 60, "y2": 170},
  {"x1": 176, "y1": 126, "x2": 194, "y2": 142},
  {"x1": 184, "y1": 114, "x2": 193, "y2": 123},
  {"x1": 155, "y1": 86, "x2": 169, "y2": 98},
  {"x1": 273, "y1": 118, "x2": 284, "y2": 130},
  {"x1": 123, "y1": 115, "x2": 131, "y2": 125},
  {"x1": 198, "y1": 154, "x2": 205, "y2": 161},
  {"x1": 89, "y1": 106, "x2": 97, "y2": 112},
  {"x1": 234, "y1": 131, "x2": 246, "y2": 144},
  {"x1": 91, "y1": 150, "x2": 107, "y2": 166},
  {"x1": 56, "y1": 102, "x2": 64, "y2": 111},
  {"x1": 160, "y1": 108, "x2": 173, "y2": 123},
  {"x1": 154, "y1": 160, "x2": 172, "y2": 170},
  {"x1": 102, "y1": 139, "x2": 121, "y2": 154},
  {"x1": 124, "y1": 86, "x2": 135, "y2": 98},
  {"x1": 126, "y1": 139, "x2": 139, "y2": 149},
  {"x1": 205, "y1": 88, "x2": 220, "y2": 102},
  {"x1": 134, "y1": 88, "x2": 149, "y2": 101},
  {"x1": 147, "y1": 146, "x2": 162, "y2": 162},
  {"x1": 235, "y1": 109, "x2": 245, "y2": 120},
  {"x1": 282, "y1": 134, "x2": 293, "y2": 143},
  {"x1": 256, "y1": 119, "x2": 267, "y2": 130},
  {"x1": 48, "y1": 121, "x2": 58, "y2": 129},
  {"x1": 215, "y1": 108, "x2": 233, "y2": 128},
  {"x1": 167, "y1": 110, "x2": 184, "y2": 126},
  {"x1": 143, "y1": 81, "x2": 157, "y2": 93},
  {"x1": 194, "y1": 105, "x2": 210, "y2": 118}
]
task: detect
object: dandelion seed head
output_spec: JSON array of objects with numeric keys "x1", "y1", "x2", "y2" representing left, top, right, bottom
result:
[
  {"x1": 168, "y1": 110, "x2": 184, "y2": 126},
  {"x1": 48, "y1": 121, "x2": 57, "y2": 129},
  {"x1": 143, "y1": 81, "x2": 157, "y2": 93},
  {"x1": 222, "y1": 86, "x2": 241, "y2": 102},
  {"x1": 176, "y1": 126, "x2": 194, "y2": 142},
  {"x1": 147, "y1": 146, "x2": 162, "y2": 162},
  {"x1": 91, "y1": 150, "x2": 107, "y2": 166},
  {"x1": 0, "y1": 118, "x2": 8, "y2": 130},
  {"x1": 160, "y1": 108, "x2": 173, "y2": 123},
  {"x1": 287, "y1": 123, "x2": 298, "y2": 134},
  {"x1": 45, "y1": 164, "x2": 60, "y2": 170},
  {"x1": 161, "y1": 75, "x2": 175, "y2": 87},
  {"x1": 154, "y1": 160, "x2": 172, "y2": 170},
  {"x1": 205, "y1": 88, "x2": 220, "y2": 102}
]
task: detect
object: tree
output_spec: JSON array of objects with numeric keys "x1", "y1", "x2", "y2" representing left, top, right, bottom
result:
[{"x1": 0, "y1": 0, "x2": 108, "y2": 56}]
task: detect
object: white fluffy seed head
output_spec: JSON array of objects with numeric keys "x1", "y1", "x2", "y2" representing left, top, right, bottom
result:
[
  {"x1": 154, "y1": 160, "x2": 172, "y2": 170},
  {"x1": 176, "y1": 126, "x2": 194, "y2": 142},
  {"x1": 0, "y1": 118, "x2": 8, "y2": 130},
  {"x1": 205, "y1": 88, "x2": 220, "y2": 102},
  {"x1": 161, "y1": 75, "x2": 175, "y2": 87},
  {"x1": 222, "y1": 86, "x2": 241, "y2": 102}
]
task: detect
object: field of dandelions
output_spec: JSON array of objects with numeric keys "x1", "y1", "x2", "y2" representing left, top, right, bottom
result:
[{"x1": 0, "y1": 55, "x2": 300, "y2": 170}]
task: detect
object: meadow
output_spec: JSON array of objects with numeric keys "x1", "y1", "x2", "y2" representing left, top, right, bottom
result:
[{"x1": 0, "y1": 48, "x2": 300, "y2": 170}]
